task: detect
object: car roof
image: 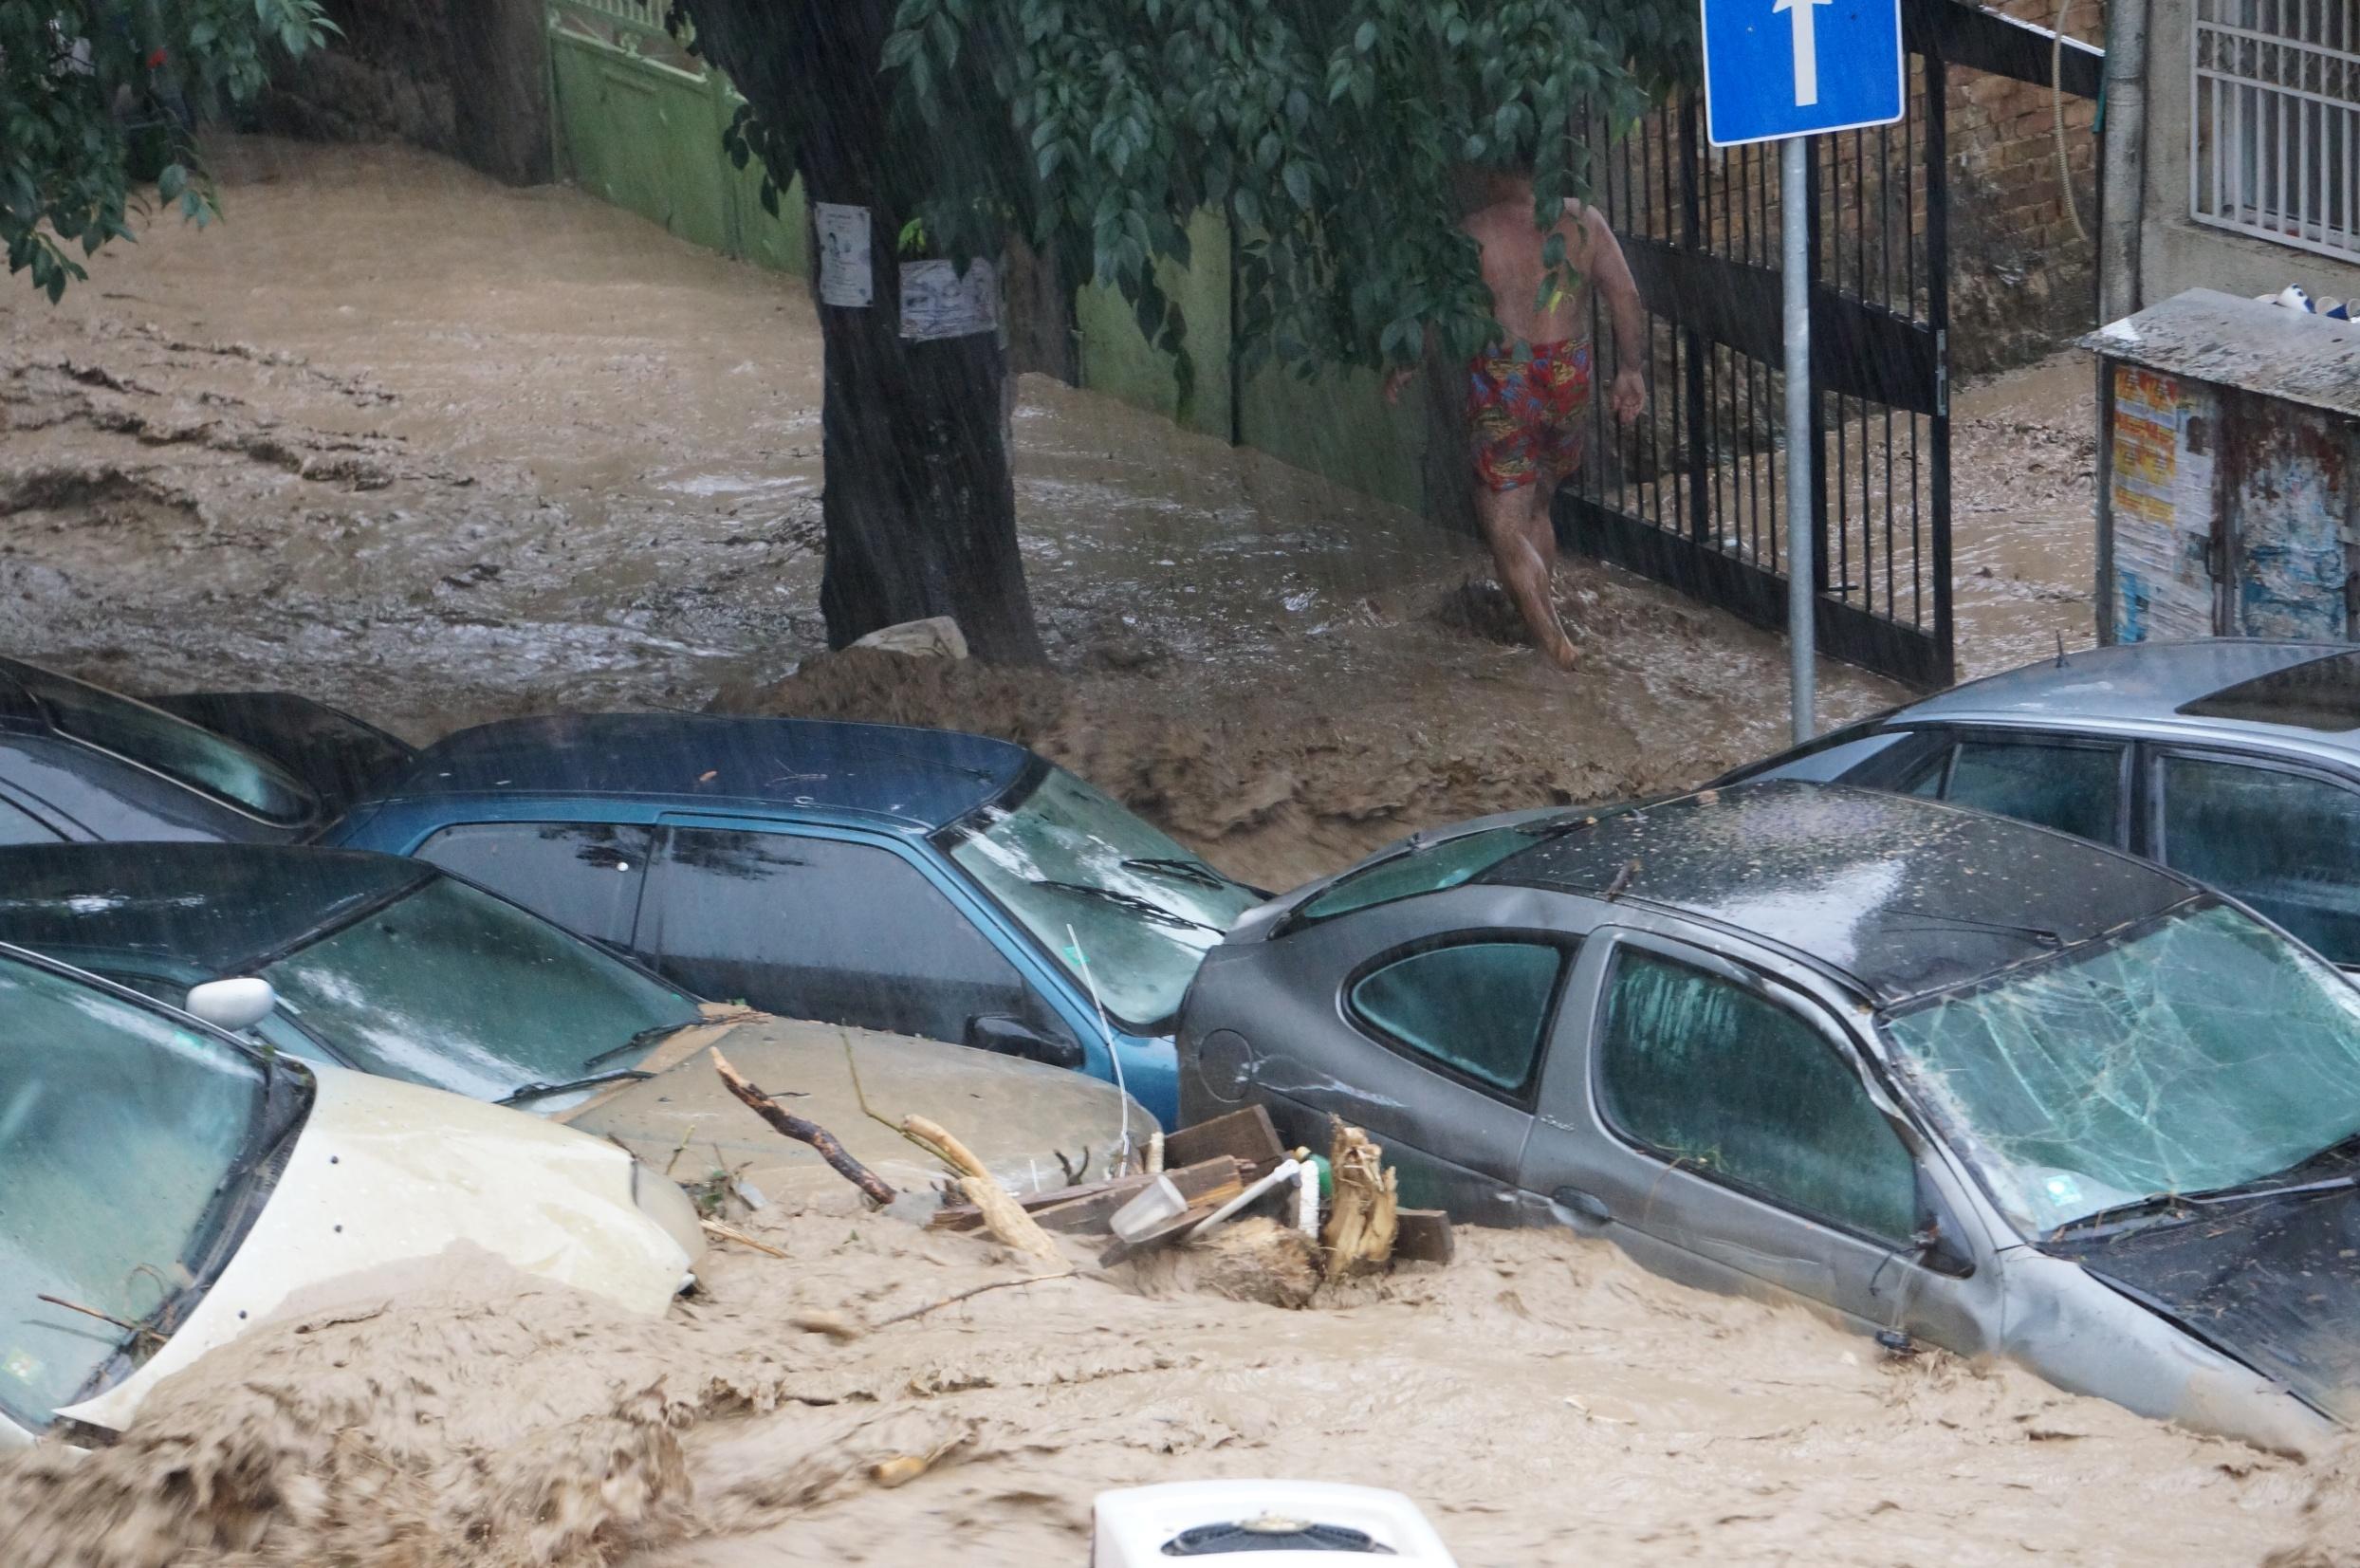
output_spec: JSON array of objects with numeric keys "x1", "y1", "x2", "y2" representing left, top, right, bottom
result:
[
  {"x1": 0, "y1": 842, "x2": 432, "y2": 975},
  {"x1": 365, "y1": 713, "x2": 1034, "y2": 831},
  {"x1": 1485, "y1": 781, "x2": 2202, "y2": 1005},
  {"x1": 1897, "y1": 639, "x2": 2360, "y2": 748}
]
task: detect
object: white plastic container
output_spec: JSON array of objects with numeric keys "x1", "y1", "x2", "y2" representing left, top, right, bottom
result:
[
  {"x1": 1090, "y1": 1480, "x2": 1460, "y2": 1565},
  {"x1": 1109, "y1": 1174, "x2": 1187, "y2": 1241}
]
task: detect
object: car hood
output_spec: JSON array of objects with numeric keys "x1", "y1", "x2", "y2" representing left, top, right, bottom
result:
[
  {"x1": 562, "y1": 1011, "x2": 1152, "y2": 1212},
  {"x1": 2046, "y1": 1184, "x2": 2360, "y2": 1425},
  {"x1": 54, "y1": 1063, "x2": 691, "y2": 1435}
]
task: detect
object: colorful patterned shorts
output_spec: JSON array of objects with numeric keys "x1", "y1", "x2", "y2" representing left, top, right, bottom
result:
[{"x1": 1468, "y1": 340, "x2": 1593, "y2": 492}]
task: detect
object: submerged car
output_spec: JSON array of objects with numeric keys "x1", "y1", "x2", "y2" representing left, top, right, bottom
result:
[
  {"x1": 0, "y1": 942, "x2": 704, "y2": 1448},
  {"x1": 1179, "y1": 781, "x2": 2360, "y2": 1448},
  {"x1": 1722, "y1": 639, "x2": 2360, "y2": 968},
  {"x1": 325, "y1": 713, "x2": 1262, "y2": 1123},
  {"x1": 0, "y1": 655, "x2": 414, "y2": 844},
  {"x1": 0, "y1": 842, "x2": 1149, "y2": 1202}
]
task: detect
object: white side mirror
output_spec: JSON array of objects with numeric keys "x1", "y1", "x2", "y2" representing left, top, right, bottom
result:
[{"x1": 185, "y1": 977, "x2": 278, "y2": 1034}]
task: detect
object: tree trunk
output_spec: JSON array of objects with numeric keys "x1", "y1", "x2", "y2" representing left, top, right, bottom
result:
[{"x1": 676, "y1": 0, "x2": 1044, "y2": 662}]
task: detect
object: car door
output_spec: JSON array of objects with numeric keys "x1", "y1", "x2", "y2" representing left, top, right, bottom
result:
[
  {"x1": 1520, "y1": 927, "x2": 1990, "y2": 1352},
  {"x1": 1218, "y1": 885, "x2": 1586, "y2": 1223},
  {"x1": 412, "y1": 821, "x2": 654, "y2": 950},
  {"x1": 2148, "y1": 747, "x2": 2360, "y2": 968},
  {"x1": 632, "y1": 819, "x2": 1085, "y2": 1064},
  {"x1": 1864, "y1": 727, "x2": 2132, "y2": 849}
]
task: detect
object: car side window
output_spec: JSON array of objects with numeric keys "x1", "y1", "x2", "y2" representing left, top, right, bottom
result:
[
  {"x1": 1597, "y1": 950, "x2": 1918, "y2": 1244},
  {"x1": 0, "y1": 795, "x2": 60, "y2": 844},
  {"x1": 640, "y1": 827, "x2": 1077, "y2": 1051},
  {"x1": 415, "y1": 822, "x2": 652, "y2": 946},
  {"x1": 1942, "y1": 739, "x2": 2123, "y2": 844},
  {"x1": 1348, "y1": 939, "x2": 1567, "y2": 1095},
  {"x1": 2160, "y1": 756, "x2": 2360, "y2": 967}
]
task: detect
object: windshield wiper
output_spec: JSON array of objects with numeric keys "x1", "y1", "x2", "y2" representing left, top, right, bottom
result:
[
  {"x1": 1120, "y1": 856, "x2": 1245, "y2": 893},
  {"x1": 579, "y1": 1018, "x2": 702, "y2": 1073},
  {"x1": 497, "y1": 1068, "x2": 653, "y2": 1107},
  {"x1": 2055, "y1": 1172, "x2": 2360, "y2": 1236},
  {"x1": 1883, "y1": 906, "x2": 2064, "y2": 948},
  {"x1": 1030, "y1": 880, "x2": 1226, "y2": 933}
]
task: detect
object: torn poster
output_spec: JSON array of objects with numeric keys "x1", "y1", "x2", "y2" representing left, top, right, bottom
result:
[
  {"x1": 816, "y1": 204, "x2": 873, "y2": 308},
  {"x1": 899, "y1": 258, "x2": 999, "y2": 341}
]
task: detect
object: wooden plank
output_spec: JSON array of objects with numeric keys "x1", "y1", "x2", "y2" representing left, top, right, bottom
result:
[
  {"x1": 1030, "y1": 1158, "x2": 1240, "y2": 1235},
  {"x1": 1096, "y1": 1190, "x2": 1237, "y2": 1269},
  {"x1": 1392, "y1": 1208, "x2": 1455, "y2": 1266},
  {"x1": 929, "y1": 1157, "x2": 1239, "y2": 1234},
  {"x1": 1163, "y1": 1105, "x2": 1285, "y2": 1172}
]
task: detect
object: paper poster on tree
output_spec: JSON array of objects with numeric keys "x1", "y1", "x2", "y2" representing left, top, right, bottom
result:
[{"x1": 899, "y1": 258, "x2": 997, "y2": 341}]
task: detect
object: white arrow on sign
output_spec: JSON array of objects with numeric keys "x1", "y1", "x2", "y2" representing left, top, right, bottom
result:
[{"x1": 1771, "y1": 0, "x2": 1835, "y2": 106}]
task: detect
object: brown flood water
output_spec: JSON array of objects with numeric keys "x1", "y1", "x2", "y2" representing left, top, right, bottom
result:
[
  {"x1": 2, "y1": 1208, "x2": 2345, "y2": 1568},
  {"x1": 1, "y1": 138, "x2": 2296, "y2": 1568}
]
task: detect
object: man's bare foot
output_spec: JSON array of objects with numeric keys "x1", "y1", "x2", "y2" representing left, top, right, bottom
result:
[{"x1": 1544, "y1": 633, "x2": 1580, "y2": 672}]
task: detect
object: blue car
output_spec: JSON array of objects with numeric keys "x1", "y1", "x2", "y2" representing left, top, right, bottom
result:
[{"x1": 327, "y1": 714, "x2": 1262, "y2": 1122}]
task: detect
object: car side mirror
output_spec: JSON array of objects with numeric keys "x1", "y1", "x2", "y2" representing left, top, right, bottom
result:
[
  {"x1": 186, "y1": 976, "x2": 279, "y2": 1034},
  {"x1": 1912, "y1": 1169, "x2": 1975, "y2": 1278},
  {"x1": 964, "y1": 1013, "x2": 1085, "y2": 1072}
]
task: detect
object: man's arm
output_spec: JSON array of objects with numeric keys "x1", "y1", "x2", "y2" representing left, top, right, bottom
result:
[{"x1": 1577, "y1": 205, "x2": 1650, "y2": 423}]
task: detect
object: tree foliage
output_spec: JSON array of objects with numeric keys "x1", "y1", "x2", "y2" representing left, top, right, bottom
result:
[
  {"x1": 873, "y1": 0, "x2": 1699, "y2": 386},
  {"x1": 3, "y1": 0, "x2": 337, "y2": 301}
]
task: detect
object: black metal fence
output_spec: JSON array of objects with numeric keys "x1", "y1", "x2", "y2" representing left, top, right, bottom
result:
[{"x1": 1556, "y1": 0, "x2": 2101, "y2": 691}]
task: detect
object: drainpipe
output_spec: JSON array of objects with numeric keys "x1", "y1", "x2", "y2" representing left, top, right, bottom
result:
[{"x1": 2096, "y1": 0, "x2": 2151, "y2": 323}]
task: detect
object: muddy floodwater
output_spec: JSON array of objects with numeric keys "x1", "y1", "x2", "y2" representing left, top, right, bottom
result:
[
  {"x1": 3, "y1": 1209, "x2": 2347, "y2": 1568},
  {"x1": 0, "y1": 137, "x2": 2096, "y2": 881},
  {"x1": 0, "y1": 138, "x2": 2251, "y2": 1568}
]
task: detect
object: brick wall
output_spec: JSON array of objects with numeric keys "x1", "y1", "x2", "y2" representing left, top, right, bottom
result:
[{"x1": 1943, "y1": 0, "x2": 2105, "y2": 372}]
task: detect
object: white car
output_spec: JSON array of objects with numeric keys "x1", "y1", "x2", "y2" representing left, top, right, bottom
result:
[{"x1": 0, "y1": 944, "x2": 706, "y2": 1448}]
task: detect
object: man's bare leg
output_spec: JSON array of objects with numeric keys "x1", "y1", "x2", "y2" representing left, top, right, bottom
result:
[{"x1": 1475, "y1": 483, "x2": 1578, "y2": 669}]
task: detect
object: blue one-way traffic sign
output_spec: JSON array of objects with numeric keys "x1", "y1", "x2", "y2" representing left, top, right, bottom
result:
[{"x1": 1699, "y1": 0, "x2": 1905, "y2": 147}]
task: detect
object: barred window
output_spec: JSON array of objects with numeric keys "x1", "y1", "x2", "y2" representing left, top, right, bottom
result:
[{"x1": 2192, "y1": 0, "x2": 2360, "y2": 261}]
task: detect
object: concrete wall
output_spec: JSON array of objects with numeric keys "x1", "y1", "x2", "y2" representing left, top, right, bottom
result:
[{"x1": 2136, "y1": 0, "x2": 2360, "y2": 310}]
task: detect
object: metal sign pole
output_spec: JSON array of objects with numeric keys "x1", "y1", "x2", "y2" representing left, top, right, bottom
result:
[{"x1": 1781, "y1": 133, "x2": 1816, "y2": 745}]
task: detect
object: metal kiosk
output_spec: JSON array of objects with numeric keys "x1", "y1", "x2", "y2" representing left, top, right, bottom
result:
[{"x1": 2089, "y1": 288, "x2": 2360, "y2": 646}]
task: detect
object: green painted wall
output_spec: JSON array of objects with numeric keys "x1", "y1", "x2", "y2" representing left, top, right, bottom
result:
[
  {"x1": 1074, "y1": 209, "x2": 1234, "y2": 441},
  {"x1": 548, "y1": 20, "x2": 809, "y2": 276},
  {"x1": 1075, "y1": 210, "x2": 1435, "y2": 516}
]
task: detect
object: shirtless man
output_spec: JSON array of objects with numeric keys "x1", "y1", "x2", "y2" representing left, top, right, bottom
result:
[{"x1": 1388, "y1": 167, "x2": 1649, "y2": 670}]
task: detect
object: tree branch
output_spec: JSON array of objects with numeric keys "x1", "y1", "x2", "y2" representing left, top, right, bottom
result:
[{"x1": 713, "y1": 1048, "x2": 899, "y2": 1207}]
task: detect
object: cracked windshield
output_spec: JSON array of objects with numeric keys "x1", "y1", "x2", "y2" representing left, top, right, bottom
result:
[{"x1": 9, "y1": 0, "x2": 2360, "y2": 1562}]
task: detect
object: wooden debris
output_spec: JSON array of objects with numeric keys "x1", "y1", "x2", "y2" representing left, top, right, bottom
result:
[
  {"x1": 700, "y1": 1218, "x2": 787, "y2": 1259},
  {"x1": 929, "y1": 1156, "x2": 1243, "y2": 1236},
  {"x1": 1319, "y1": 1118, "x2": 1398, "y2": 1277},
  {"x1": 902, "y1": 1113, "x2": 1062, "y2": 1263},
  {"x1": 1391, "y1": 1208, "x2": 1456, "y2": 1266},
  {"x1": 1164, "y1": 1104, "x2": 1285, "y2": 1175},
  {"x1": 712, "y1": 1048, "x2": 899, "y2": 1206}
]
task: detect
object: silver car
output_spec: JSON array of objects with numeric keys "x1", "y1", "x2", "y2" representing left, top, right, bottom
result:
[
  {"x1": 1722, "y1": 638, "x2": 2360, "y2": 969},
  {"x1": 1178, "y1": 782, "x2": 2360, "y2": 1451}
]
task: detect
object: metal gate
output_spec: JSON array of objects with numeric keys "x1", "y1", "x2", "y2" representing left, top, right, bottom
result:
[{"x1": 1557, "y1": 0, "x2": 2102, "y2": 691}]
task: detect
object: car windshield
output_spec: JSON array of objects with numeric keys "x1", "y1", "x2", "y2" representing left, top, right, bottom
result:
[
  {"x1": 944, "y1": 766, "x2": 1258, "y2": 1030},
  {"x1": 1882, "y1": 901, "x2": 2360, "y2": 1234},
  {"x1": 261, "y1": 875, "x2": 704, "y2": 1100},
  {"x1": 4, "y1": 660, "x2": 316, "y2": 825},
  {"x1": 0, "y1": 955, "x2": 268, "y2": 1429}
]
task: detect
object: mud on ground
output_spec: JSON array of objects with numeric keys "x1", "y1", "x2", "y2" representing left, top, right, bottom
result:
[{"x1": 1, "y1": 1208, "x2": 2339, "y2": 1568}]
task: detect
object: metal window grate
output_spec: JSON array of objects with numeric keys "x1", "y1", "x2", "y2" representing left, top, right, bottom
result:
[{"x1": 2192, "y1": 0, "x2": 2360, "y2": 262}]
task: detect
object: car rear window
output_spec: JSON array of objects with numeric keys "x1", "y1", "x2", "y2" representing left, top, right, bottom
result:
[
  {"x1": 3, "y1": 661, "x2": 316, "y2": 825},
  {"x1": 2177, "y1": 650, "x2": 2360, "y2": 731},
  {"x1": 1290, "y1": 825, "x2": 1534, "y2": 927}
]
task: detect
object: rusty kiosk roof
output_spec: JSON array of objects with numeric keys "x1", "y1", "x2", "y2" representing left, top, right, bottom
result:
[{"x1": 1483, "y1": 781, "x2": 2201, "y2": 1005}]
